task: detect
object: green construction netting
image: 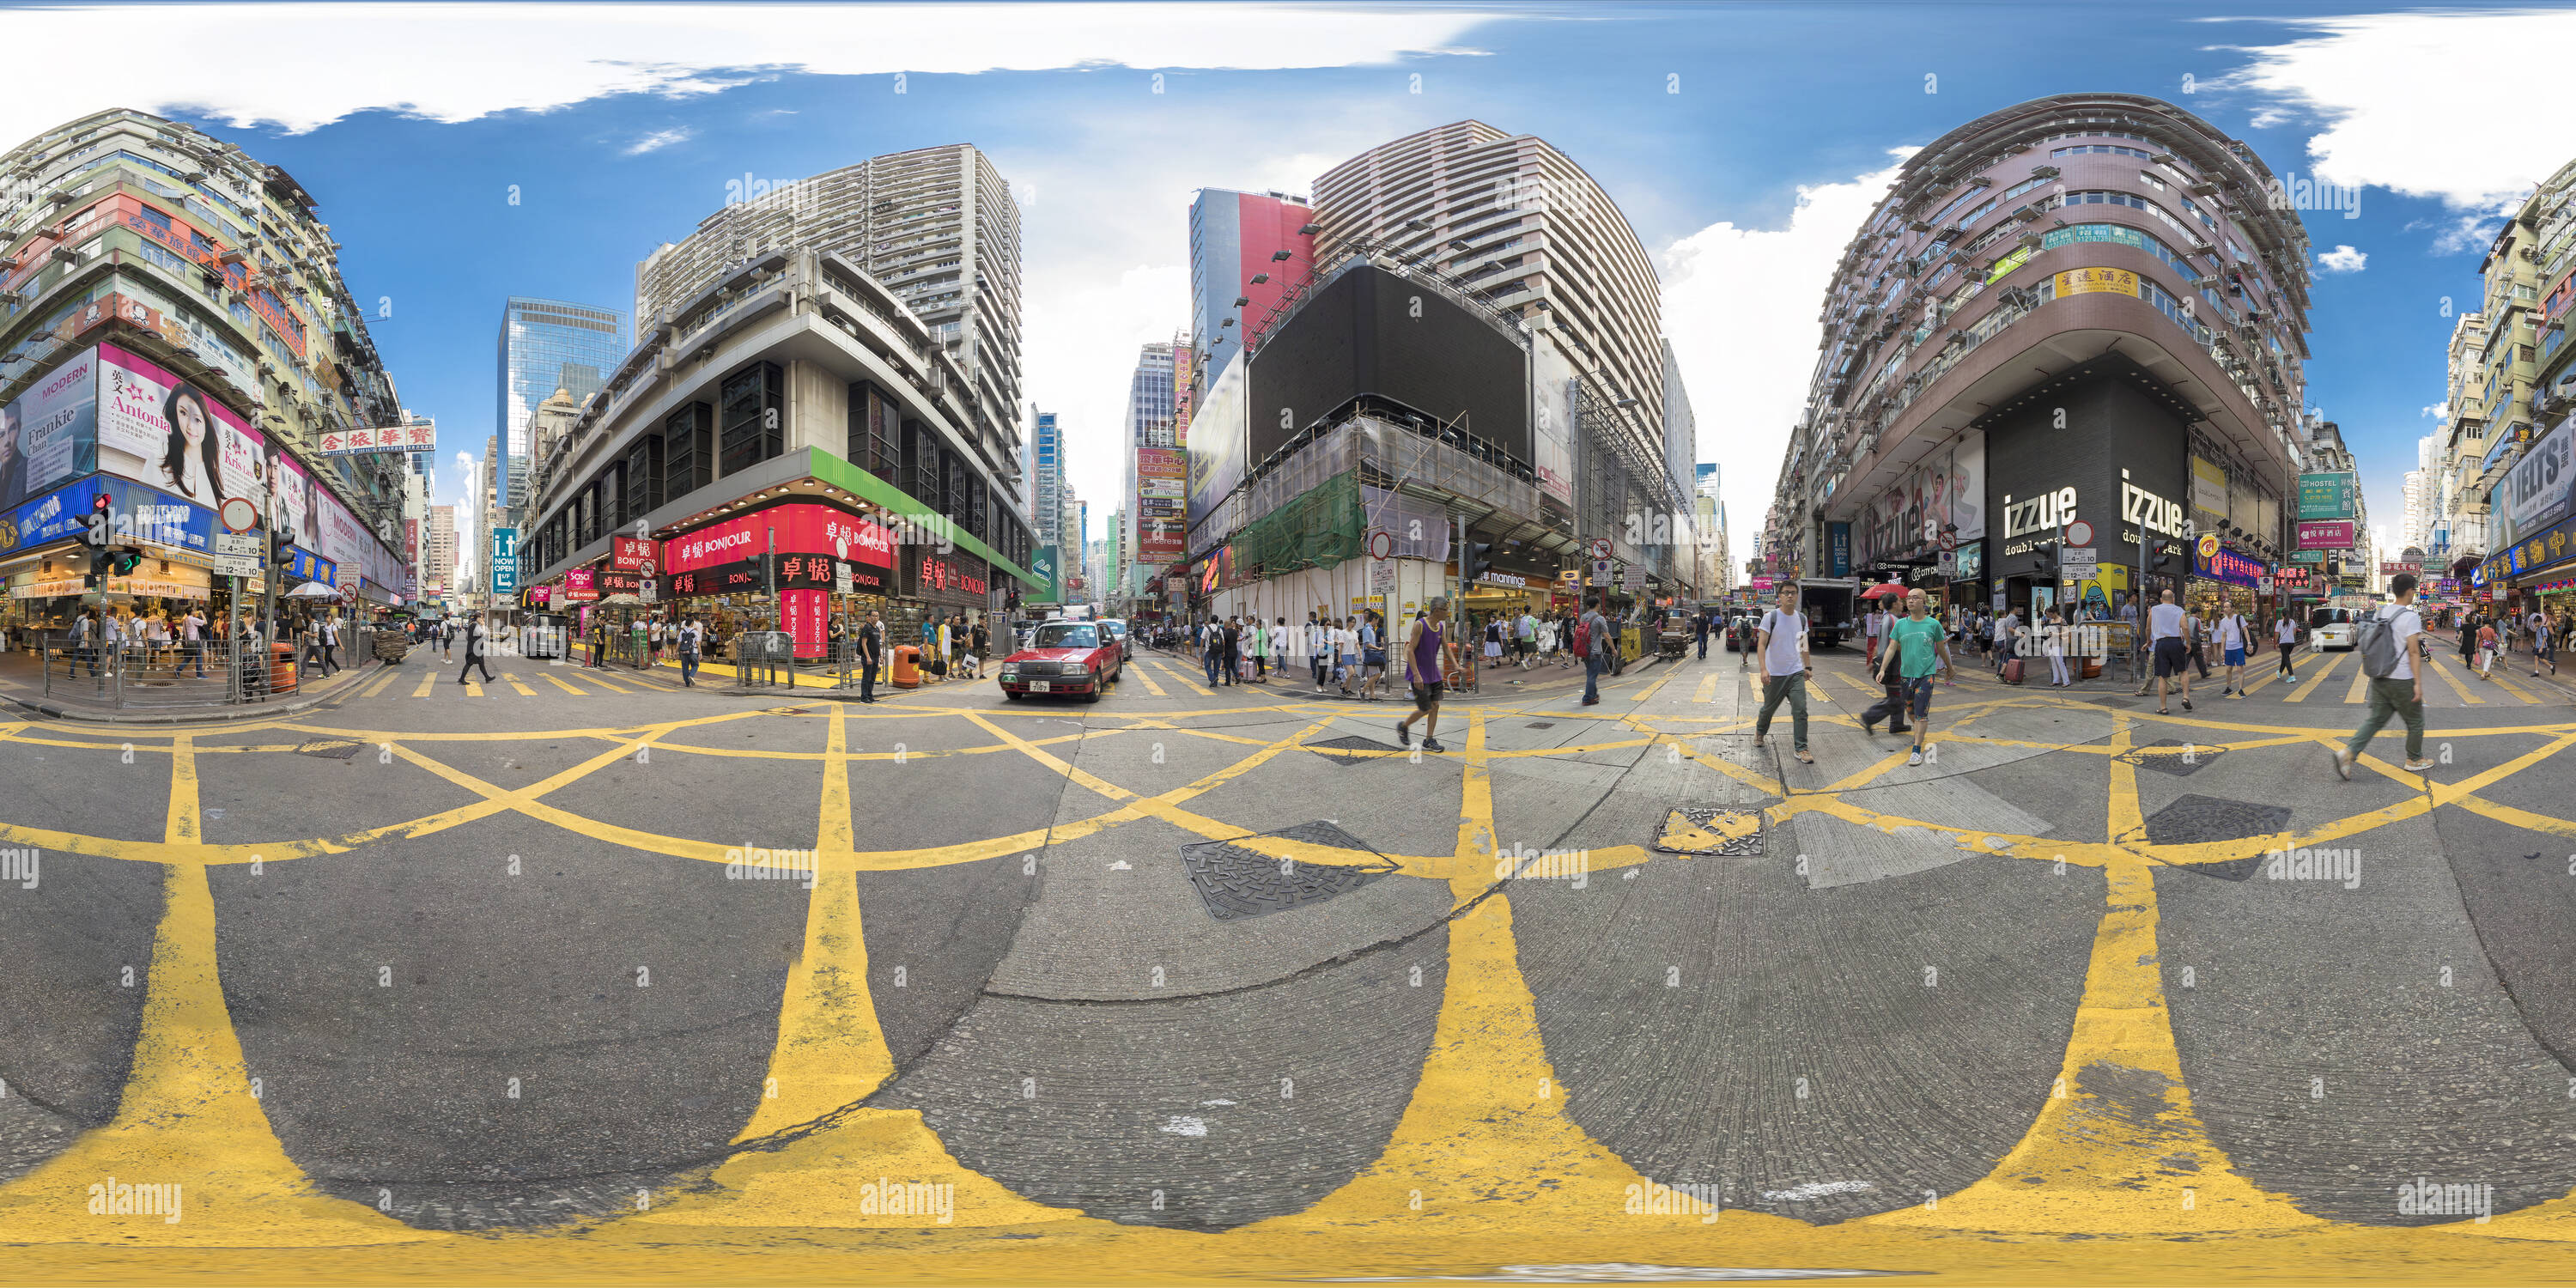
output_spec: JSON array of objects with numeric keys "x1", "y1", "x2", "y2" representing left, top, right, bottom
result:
[{"x1": 1231, "y1": 472, "x2": 1363, "y2": 581}]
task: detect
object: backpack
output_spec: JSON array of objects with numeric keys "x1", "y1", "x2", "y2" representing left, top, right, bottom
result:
[
  {"x1": 2356, "y1": 606, "x2": 2409, "y2": 679},
  {"x1": 1572, "y1": 617, "x2": 1591, "y2": 658}
]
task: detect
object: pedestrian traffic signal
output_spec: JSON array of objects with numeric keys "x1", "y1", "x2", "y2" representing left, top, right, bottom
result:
[
  {"x1": 270, "y1": 526, "x2": 295, "y2": 567},
  {"x1": 106, "y1": 548, "x2": 144, "y2": 577},
  {"x1": 83, "y1": 494, "x2": 112, "y2": 548},
  {"x1": 1461, "y1": 538, "x2": 1494, "y2": 585}
]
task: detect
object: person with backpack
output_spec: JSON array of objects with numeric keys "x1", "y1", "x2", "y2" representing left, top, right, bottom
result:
[
  {"x1": 676, "y1": 617, "x2": 702, "y2": 687},
  {"x1": 2213, "y1": 605, "x2": 2250, "y2": 698},
  {"x1": 1577, "y1": 593, "x2": 1613, "y2": 706},
  {"x1": 2333, "y1": 572, "x2": 2433, "y2": 778},
  {"x1": 2534, "y1": 611, "x2": 2557, "y2": 678},
  {"x1": 1751, "y1": 585, "x2": 1814, "y2": 765}
]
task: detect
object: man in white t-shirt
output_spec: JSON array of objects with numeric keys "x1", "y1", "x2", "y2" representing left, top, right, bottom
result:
[
  {"x1": 2145, "y1": 588, "x2": 2191, "y2": 714},
  {"x1": 2334, "y1": 572, "x2": 2433, "y2": 778},
  {"x1": 2213, "y1": 606, "x2": 2250, "y2": 697},
  {"x1": 1751, "y1": 585, "x2": 1814, "y2": 764}
]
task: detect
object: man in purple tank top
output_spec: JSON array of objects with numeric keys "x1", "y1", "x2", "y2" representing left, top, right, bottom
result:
[{"x1": 1395, "y1": 597, "x2": 1457, "y2": 754}]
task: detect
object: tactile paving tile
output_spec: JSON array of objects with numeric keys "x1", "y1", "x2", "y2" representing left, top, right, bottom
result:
[
  {"x1": 2116, "y1": 738, "x2": 2229, "y2": 778},
  {"x1": 2141, "y1": 793, "x2": 2292, "y2": 847},
  {"x1": 1179, "y1": 821, "x2": 1398, "y2": 920}
]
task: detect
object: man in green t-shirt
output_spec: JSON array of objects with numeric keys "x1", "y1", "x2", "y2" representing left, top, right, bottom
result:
[{"x1": 1864, "y1": 587, "x2": 1954, "y2": 766}]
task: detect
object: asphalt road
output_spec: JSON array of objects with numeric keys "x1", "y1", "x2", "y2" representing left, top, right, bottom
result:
[{"x1": 3, "y1": 636, "x2": 2576, "y2": 1281}]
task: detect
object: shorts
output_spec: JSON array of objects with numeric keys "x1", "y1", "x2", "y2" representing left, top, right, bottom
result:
[
  {"x1": 1410, "y1": 680, "x2": 1445, "y2": 711},
  {"x1": 2223, "y1": 646, "x2": 2245, "y2": 667},
  {"x1": 2152, "y1": 637, "x2": 2190, "y2": 677},
  {"x1": 1901, "y1": 675, "x2": 1935, "y2": 720}
]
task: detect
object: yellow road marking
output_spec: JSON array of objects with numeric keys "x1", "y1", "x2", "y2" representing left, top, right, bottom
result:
[
  {"x1": 1692, "y1": 671, "x2": 1720, "y2": 703},
  {"x1": 164, "y1": 733, "x2": 198, "y2": 845},
  {"x1": 462, "y1": 678, "x2": 483, "y2": 698},
  {"x1": 538, "y1": 671, "x2": 586, "y2": 696},
  {"x1": 2342, "y1": 661, "x2": 2371, "y2": 705},
  {"x1": 575, "y1": 668, "x2": 635, "y2": 693},
  {"x1": 410, "y1": 669, "x2": 436, "y2": 699},
  {"x1": 1128, "y1": 664, "x2": 1168, "y2": 697},
  {"x1": 2487, "y1": 667, "x2": 2541, "y2": 705},
  {"x1": 2281, "y1": 650, "x2": 2344, "y2": 702},
  {"x1": 502, "y1": 673, "x2": 538, "y2": 697},
  {"x1": 359, "y1": 668, "x2": 402, "y2": 699},
  {"x1": 2425, "y1": 647, "x2": 2482, "y2": 705},
  {"x1": 1156, "y1": 660, "x2": 1215, "y2": 697}
]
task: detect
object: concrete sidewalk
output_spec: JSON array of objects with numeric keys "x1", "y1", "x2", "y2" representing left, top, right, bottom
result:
[{"x1": 0, "y1": 639, "x2": 411, "y2": 724}]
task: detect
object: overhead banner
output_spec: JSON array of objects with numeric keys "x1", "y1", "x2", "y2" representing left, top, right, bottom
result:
[
  {"x1": 2296, "y1": 519, "x2": 2357, "y2": 550},
  {"x1": 2190, "y1": 455, "x2": 2228, "y2": 519},
  {"x1": 2298, "y1": 471, "x2": 2359, "y2": 521}
]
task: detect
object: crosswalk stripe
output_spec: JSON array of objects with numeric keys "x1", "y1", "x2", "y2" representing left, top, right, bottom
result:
[
  {"x1": 1156, "y1": 661, "x2": 1215, "y2": 697},
  {"x1": 1128, "y1": 664, "x2": 1168, "y2": 697},
  {"x1": 1692, "y1": 671, "x2": 1721, "y2": 703},
  {"x1": 2282, "y1": 651, "x2": 2344, "y2": 702},
  {"x1": 503, "y1": 673, "x2": 538, "y2": 697},
  {"x1": 359, "y1": 668, "x2": 401, "y2": 699},
  {"x1": 411, "y1": 669, "x2": 436, "y2": 699},
  {"x1": 539, "y1": 671, "x2": 586, "y2": 696},
  {"x1": 572, "y1": 668, "x2": 634, "y2": 694},
  {"x1": 463, "y1": 678, "x2": 484, "y2": 698},
  {"x1": 2425, "y1": 649, "x2": 2482, "y2": 705},
  {"x1": 2486, "y1": 667, "x2": 2539, "y2": 705},
  {"x1": 2342, "y1": 661, "x2": 2370, "y2": 705}
]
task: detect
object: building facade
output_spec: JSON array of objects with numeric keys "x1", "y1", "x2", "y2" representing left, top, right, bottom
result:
[
  {"x1": 526, "y1": 245, "x2": 1038, "y2": 659},
  {"x1": 632, "y1": 144, "x2": 1024, "y2": 491},
  {"x1": 0, "y1": 108, "x2": 416, "y2": 632},
  {"x1": 1031, "y1": 408, "x2": 1065, "y2": 550},
  {"x1": 1115, "y1": 338, "x2": 1184, "y2": 611},
  {"x1": 2476, "y1": 157, "x2": 2576, "y2": 621},
  {"x1": 1762, "y1": 94, "x2": 2313, "y2": 629},
  {"x1": 1188, "y1": 189, "x2": 1316, "y2": 385},
  {"x1": 496, "y1": 296, "x2": 626, "y2": 508}
]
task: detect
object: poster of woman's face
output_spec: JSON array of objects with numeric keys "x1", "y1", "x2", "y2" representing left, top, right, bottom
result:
[{"x1": 94, "y1": 343, "x2": 261, "y2": 511}]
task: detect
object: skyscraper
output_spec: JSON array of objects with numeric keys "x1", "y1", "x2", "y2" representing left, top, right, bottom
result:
[
  {"x1": 1032, "y1": 409, "x2": 1066, "y2": 550},
  {"x1": 1117, "y1": 339, "x2": 1185, "y2": 597},
  {"x1": 634, "y1": 144, "x2": 1024, "y2": 465},
  {"x1": 1188, "y1": 190, "x2": 1316, "y2": 385},
  {"x1": 496, "y1": 297, "x2": 627, "y2": 507}
]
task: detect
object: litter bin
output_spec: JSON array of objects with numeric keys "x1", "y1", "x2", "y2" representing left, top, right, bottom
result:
[
  {"x1": 270, "y1": 640, "x2": 299, "y2": 694},
  {"x1": 891, "y1": 644, "x2": 924, "y2": 689}
]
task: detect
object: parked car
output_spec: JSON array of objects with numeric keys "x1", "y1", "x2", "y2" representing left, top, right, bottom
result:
[
  {"x1": 1099, "y1": 617, "x2": 1132, "y2": 660},
  {"x1": 999, "y1": 620, "x2": 1122, "y2": 702}
]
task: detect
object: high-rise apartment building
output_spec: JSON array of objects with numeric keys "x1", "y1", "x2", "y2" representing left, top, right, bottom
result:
[
  {"x1": 1188, "y1": 190, "x2": 1316, "y2": 385},
  {"x1": 632, "y1": 144, "x2": 1024, "y2": 476},
  {"x1": 2473, "y1": 156, "x2": 2576, "y2": 609},
  {"x1": 1116, "y1": 339, "x2": 1185, "y2": 598},
  {"x1": 1763, "y1": 94, "x2": 2311, "y2": 617},
  {"x1": 497, "y1": 297, "x2": 627, "y2": 507},
  {"x1": 1311, "y1": 120, "x2": 1668, "y2": 478},
  {"x1": 1031, "y1": 409, "x2": 1066, "y2": 549},
  {"x1": 0, "y1": 108, "x2": 416, "y2": 620}
]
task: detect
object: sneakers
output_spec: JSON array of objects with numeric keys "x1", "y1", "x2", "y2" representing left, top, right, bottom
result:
[
  {"x1": 2330, "y1": 747, "x2": 2353, "y2": 781},
  {"x1": 1397, "y1": 724, "x2": 1413, "y2": 748},
  {"x1": 1422, "y1": 738, "x2": 1448, "y2": 753},
  {"x1": 2405, "y1": 758, "x2": 2437, "y2": 773},
  {"x1": 1906, "y1": 748, "x2": 1925, "y2": 767},
  {"x1": 1860, "y1": 714, "x2": 1880, "y2": 735}
]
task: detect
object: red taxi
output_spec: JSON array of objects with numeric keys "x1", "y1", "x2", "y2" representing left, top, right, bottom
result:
[{"x1": 999, "y1": 619, "x2": 1122, "y2": 702}]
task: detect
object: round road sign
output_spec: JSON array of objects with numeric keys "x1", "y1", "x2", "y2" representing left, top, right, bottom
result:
[
  {"x1": 220, "y1": 495, "x2": 259, "y2": 534},
  {"x1": 1368, "y1": 531, "x2": 1394, "y2": 561},
  {"x1": 2063, "y1": 519, "x2": 2095, "y2": 547}
]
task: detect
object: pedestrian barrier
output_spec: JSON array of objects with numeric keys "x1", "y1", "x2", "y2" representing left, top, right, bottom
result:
[
  {"x1": 32, "y1": 627, "x2": 404, "y2": 710},
  {"x1": 734, "y1": 630, "x2": 793, "y2": 689}
]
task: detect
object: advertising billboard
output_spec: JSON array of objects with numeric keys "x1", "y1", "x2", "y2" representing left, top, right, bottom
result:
[
  {"x1": 96, "y1": 342, "x2": 266, "y2": 510},
  {"x1": 0, "y1": 345, "x2": 100, "y2": 509},
  {"x1": 2298, "y1": 471, "x2": 2359, "y2": 520},
  {"x1": 611, "y1": 535, "x2": 658, "y2": 572},
  {"x1": 1030, "y1": 545, "x2": 1061, "y2": 601},
  {"x1": 0, "y1": 472, "x2": 216, "y2": 562},
  {"x1": 1245, "y1": 264, "x2": 1530, "y2": 466},
  {"x1": 664, "y1": 504, "x2": 895, "y2": 574},
  {"x1": 1136, "y1": 446, "x2": 1188, "y2": 562},
  {"x1": 1530, "y1": 336, "x2": 1579, "y2": 505},
  {"x1": 1185, "y1": 360, "x2": 1249, "y2": 532},
  {"x1": 2296, "y1": 519, "x2": 2357, "y2": 550},
  {"x1": 490, "y1": 526, "x2": 519, "y2": 595},
  {"x1": 2504, "y1": 418, "x2": 2573, "y2": 544}
]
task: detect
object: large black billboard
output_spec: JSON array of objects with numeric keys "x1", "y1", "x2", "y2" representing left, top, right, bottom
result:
[{"x1": 1246, "y1": 264, "x2": 1530, "y2": 467}]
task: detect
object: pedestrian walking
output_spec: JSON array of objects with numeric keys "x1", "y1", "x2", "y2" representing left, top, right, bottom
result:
[
  {"x1": 1361, "y1": 611, "x2": 1388, "y2": 700},
  {"x1": 318, "y1": 615, "x2": 341, "y2": 677},
  {"x1": 1860, "y1": 587, "x2": 1953, "y2": 766},
  {"x1": 182, "y1": 607, "x2": 207, "y2": 677},
  {"x1": 1862, "y1": 604, "x2": 1886, "y2": 670},
  {"x1": 2476, "y1": 619, "x2": 2500, "y2": 680},
  {"x1": 2275, "y1": 612, "x2": 2300, "y2": 681},
  {"x1": 1693, "y1": 608, "x2": 1710, "y2": 661},
  {"x1": 1394, "y1": 598, "x2": 1455, "y2": 753},
  {"x1": 2535, "y1": 612, "x2": 2557, "y2": 677},
  {"x1": 1247, "y1": 612, "x2": 1269, "y2": 682},
  {"x1": 456, "y1": 617, "x2": 495, "y2": 685},
  {"x1": 857, "y1": 611, "x2": 884, "y2": 702},
  {"x1": 2214, "y1": 606, "x2": 2248, "y2": 697},
  {"x1": 969, "y1": 619, "x2": 989, "y2": 680},
  {"x1": 1518, "y1": 609, "x2": 1540, "y2": 669},
  {"x1": 2333, "y1": 573, "x2": 2433, "y2": 778},
  {"x1": 677, "y1": 617, "x2": 703, "y2": 687},
  {"x1": 1340, "y1": 617, "x2": 1362, "y2": 695},
  {"x1": 2041, "y1": 607, "x2": 2072, "y2": 687},
  {"x1": 1579, "y1": 593, "x2": 1613, "y2": 705},
  {"x1": 1750, "y1": 585, "x2": 1814, "y2": 765},
  {"x1": 2146, "y1": 588, "x2": 2192, "y2": 714}
]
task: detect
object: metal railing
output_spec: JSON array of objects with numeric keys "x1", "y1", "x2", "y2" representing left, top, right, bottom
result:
[{"x1": 33, "y1": 626, "x2": 400, "y2": 711}]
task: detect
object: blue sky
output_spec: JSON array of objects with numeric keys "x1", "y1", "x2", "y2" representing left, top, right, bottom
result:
[{"x1": 7, "y1": 1, "x2": 2571, "y2": 560}]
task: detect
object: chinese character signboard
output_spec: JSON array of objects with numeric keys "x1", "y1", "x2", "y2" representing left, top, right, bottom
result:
[
  {"x1": 2295, "y1": 519, "x2": 2356, "y2": 550},
  {"x1": 2298, "y1": 472, "x2": 2359, "y2": 521},
  {"x1": 611, "y1": 536, "x2": 658, "y2": 573}
]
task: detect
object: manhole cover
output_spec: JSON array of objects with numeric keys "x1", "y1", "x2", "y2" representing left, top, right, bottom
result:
[
  {"x1": 1654, "y1": 806, "x2": 1765, "y2": 856},
  {"x1": 1180, "y1": 821, "x2": 1398, "y2": 920},
  {"x1": 2089, "y1": 696, "x2": 2138, "y2": 709},
  {"x1": 1526, "y1": 721, "x2": 1556, "y2": 729},
  {"x1": 2116, "y1": 738, "x2": 2227, "y2": 777},
  {"x1": 762, "y1": 707, "x2": 811, "y2": 715},
  {"x1": 2141, "y1": 793, "x2": 2292, "y2": 847},
  {"x1": 295, "y1": 738, "x2": 362, "y2": 760},
  {"x1": 1306, "y1": 734, "x2": 1395, "y2": 765}
]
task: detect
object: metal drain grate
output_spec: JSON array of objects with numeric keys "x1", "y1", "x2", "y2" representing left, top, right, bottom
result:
[
  {"x1": 1306, "y1": 734, "x2": 1396, "y2": 765},
  {"x1": 295, "y1": 738, "x2": 362, "y2": 760},
  {"x1": 2141, "y1": 793, "x2": 2292, "y2": 847},
  {"x1": 2116, "y1": 738, "x2": 2227, "y2": 777},
  {"x1": 1654, "y1": 806, "x2": 1765, "y2": 856},
  {"x1": 1180, "y1": 821, "x2": 1398, "y2": 920}
]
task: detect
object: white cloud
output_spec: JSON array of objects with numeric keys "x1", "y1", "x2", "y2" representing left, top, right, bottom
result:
[
  {"x1": 0, "y1": 3, "x2": 1498, "y2": 147},
  {"x1": 1659, "y1": 152, "x2": 1910, "y2": 570},
  {"x1": 624, "y1": 128, "x2": 693, "y2": 155},
  {"x1": 2317, "y1": 243, "x2": 2366, "y2": 273},
  {"x1": 2219, "y1": 11, "x2": 2576, "y2": 246},
  {"x1": 2421, "y1": 403, "x2": 2444, "y2": 418}
]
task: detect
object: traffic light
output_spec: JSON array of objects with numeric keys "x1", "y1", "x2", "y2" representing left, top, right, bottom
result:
[
  {"x1": 270, "y1": 526, "x2": 295, "y2": 568},
  {"x1": 106, "y1": 548, "x2": 144, "y2": 577},
  {"x1": 83, "y1": 494, "x2": 112, "y2": 548},
  {"x1": 1461, "y1": 538, "x2": 1494, "y2": 585}
]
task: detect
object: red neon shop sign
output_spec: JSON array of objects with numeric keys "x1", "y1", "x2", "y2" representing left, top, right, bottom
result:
[{"x1": 920, "y1": 554, "x2": 987, "y2": 597}]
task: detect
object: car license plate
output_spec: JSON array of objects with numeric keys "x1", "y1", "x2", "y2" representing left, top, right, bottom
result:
[{"x1": 1030, "y1": 681, "x2": 1051, "y2": 692}]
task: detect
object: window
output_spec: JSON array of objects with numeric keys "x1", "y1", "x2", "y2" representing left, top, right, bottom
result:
[
  {"x1": 718, "y1": 361, "x2": 783, "y2": 477},
  {"x1": 2137, "y1": 171, "x2": 2166, "y2": 191},
  {"x1": 2052, "y1": 143, "x2": 2153, "y2": 161},
  {"x1": 665, "y1": 401, "x2": 714, "y2": 496}
]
